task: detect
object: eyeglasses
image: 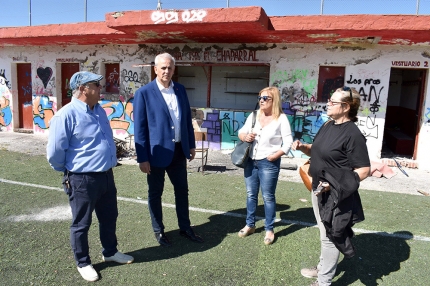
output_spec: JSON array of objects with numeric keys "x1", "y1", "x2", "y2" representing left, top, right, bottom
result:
[
  {"x1": 327, "y1": 99, "x2": 345, "y2": 106},
  {"x1": 258, "y1": 96, "x2": 272, "y2": 101},
  {"x1": 342, "y1": 86, "x2": 353, "y2": 99}
]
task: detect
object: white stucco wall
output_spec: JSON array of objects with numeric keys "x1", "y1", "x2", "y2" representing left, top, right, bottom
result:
[{"x1": 1, "y1": 43, "x2": 429, "y2": 169}]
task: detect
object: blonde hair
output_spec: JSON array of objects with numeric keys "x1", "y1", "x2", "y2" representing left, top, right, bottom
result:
[{"x1": 259, "y1": 87, "x2": 283, "y2": 119}]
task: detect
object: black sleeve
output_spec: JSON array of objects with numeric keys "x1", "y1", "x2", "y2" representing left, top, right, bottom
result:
[{"x1": 345, "y1": 128, "x2": 370, "y2": 169}]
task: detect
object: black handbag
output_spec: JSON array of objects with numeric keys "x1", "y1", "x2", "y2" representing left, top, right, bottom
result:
[{"x1": 231, "y1": 111, "x2": 257, "y2": 168}]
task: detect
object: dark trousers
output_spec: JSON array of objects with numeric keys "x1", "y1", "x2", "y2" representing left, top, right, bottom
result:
[
  {"x1": 147, "y1": 143, "x2": 191, "y2": 233},
  {"x1": 66, "y1": 169, "x2": 118, "y2": 267}
]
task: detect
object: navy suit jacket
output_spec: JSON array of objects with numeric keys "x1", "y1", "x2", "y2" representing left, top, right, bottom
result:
[{"x1": 133, "y1": 79, "x2": 196, "y2": 167}]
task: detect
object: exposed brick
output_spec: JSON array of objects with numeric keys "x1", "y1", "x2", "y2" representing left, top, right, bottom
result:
[{"x1": 381, "y1": 158, "x2": 418, "y2": 169}]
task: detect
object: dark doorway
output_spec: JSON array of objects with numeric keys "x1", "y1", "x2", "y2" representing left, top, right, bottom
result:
[
  {"x1": 17, "y1": 63, "x2": 33, "y2": 130},
  {"x1": 105, "y1": 63, "x2": 120, "y2": 93},
  {"x1": 61, "y1": 63, "x2": 79, "y2": 107},
  {"x1": 317, "y1": 66, "x2": 345, "y2": 102},
  {"x1": 383, "y1": 68, "x2": 426, "y2": 159}
]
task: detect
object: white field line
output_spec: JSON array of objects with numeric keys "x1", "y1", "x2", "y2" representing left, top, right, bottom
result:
[{"x1": 1, "y1": 177, "x2": 429, "y2": 242}]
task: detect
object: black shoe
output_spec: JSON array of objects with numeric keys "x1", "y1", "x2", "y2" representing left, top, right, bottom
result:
[
  {"x1": 154, "y1": 232, "x2": 172, "y2": 247},
  {"x1": 179, "y1": 229, "x2": 204, "y2": 243}
]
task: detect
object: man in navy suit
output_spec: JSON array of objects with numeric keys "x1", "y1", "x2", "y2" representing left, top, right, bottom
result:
[{"x1": 134, "y1": 53, "x2": 204, "y2": 246}]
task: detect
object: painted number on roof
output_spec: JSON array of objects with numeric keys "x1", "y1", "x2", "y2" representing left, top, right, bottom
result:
[{"x1": 151, "y1": 10, "x2": 207, "y2": 24}]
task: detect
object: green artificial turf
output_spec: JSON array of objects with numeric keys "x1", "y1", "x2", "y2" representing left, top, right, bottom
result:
[{"x1": 1, "y1": 150, "x2": 429, "y2": 285}]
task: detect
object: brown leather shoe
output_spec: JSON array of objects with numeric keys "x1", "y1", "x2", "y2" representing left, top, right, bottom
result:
[
  {"x1": 238, "y1": 226, "x2": 256, "y2": 238},
  {"x1": 264, "y1": 231, "x2": 275, "y2": 245}
]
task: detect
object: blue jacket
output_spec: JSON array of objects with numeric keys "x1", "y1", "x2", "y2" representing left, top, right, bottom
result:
[{"x1": 133, "y1": 79, "x2": 195, "y2": 167}]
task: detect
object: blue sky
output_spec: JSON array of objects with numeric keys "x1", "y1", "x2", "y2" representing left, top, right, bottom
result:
[{"x1": 1, "y1": 0, "x2": 429, "y2": 27}]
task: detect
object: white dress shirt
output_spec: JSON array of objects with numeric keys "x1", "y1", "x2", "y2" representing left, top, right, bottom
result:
[{"x1": 156, "y1": 79, "x2": 181, "y2": 142}]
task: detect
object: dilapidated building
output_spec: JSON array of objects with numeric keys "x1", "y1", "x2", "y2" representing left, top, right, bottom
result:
[{"x1": 1, "y1": 7, "x2": 430, "y2": 169}]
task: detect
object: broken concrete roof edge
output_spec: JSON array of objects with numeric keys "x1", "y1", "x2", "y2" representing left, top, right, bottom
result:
[{"x1": 1, "y1": 6, "x2": 430, "y2": 46}]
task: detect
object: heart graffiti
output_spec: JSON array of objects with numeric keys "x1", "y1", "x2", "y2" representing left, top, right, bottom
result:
[{"x1": 37, "y1": 67, "x2": 53, "y2": 89}]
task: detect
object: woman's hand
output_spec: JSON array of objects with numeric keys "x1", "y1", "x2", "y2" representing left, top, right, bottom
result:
[
  {"x1": 314, "y1": 181, "x2": 330, "y2": 196},
  {"x1": 267, "y1": 154, "x2": 277, "y2": 161},
  {"x1": 291, "y1": 140, "x2": 303, "y2": 151},
  {"x1": 243, "y1": 133, "x2": 256, "y2": 142},
  {"x1": 292, "y1": 140, "x2": 312, "y2": 156}
]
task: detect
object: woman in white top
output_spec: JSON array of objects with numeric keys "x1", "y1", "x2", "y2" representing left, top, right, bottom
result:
[{"x1": 237, "y1": 86, "x2": 293, "y2": 245}]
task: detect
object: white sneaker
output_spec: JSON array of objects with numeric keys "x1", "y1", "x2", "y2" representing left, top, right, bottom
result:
[
  {"x1": 102, "y1": 251, "x2": 134, "y2": 264},
  {"x1": 77, "y1": 265, "x2": 99, "y2": 282}
]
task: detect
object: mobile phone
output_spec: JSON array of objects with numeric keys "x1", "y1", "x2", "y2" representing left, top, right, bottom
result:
[{"x1": 313, "y1": 184, "x2": 324, "y2": 195}]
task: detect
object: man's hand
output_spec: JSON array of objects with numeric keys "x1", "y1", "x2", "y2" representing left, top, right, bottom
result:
[
  {"x1": 189, "y1": 148, "x2": 196, "y2": 162},
  {"x1": 139, "y1": 161, "x2": 151, "y2": 174}
]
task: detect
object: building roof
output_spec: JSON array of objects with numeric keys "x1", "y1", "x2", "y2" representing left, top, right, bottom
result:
[{"x1": 1, "y1": 6, "x2": 430, "y2": 46}]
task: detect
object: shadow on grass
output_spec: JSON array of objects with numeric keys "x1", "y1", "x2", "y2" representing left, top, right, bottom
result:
[
  {"x1": 275, "y1": 206, "x2": 316, "y2": 241},
  {"x1": 192, "y1": 165, "x2": 238, "y2": 174},
  {"x1": 277, "y1": 205, "x2": 412, "y2": 285},
  {"x1": 95, "y1": 203, "x2": 318, "y2": 270},
  {"x1": 333, "y1": 231, "x2": 411, "y2": 286}
]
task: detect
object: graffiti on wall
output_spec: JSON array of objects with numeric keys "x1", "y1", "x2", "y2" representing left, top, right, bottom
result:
[
  {"x1": 272, "y1": 69, "x2": 318, "y2": 112},
  {"x1": 195, "y1": 110, "x2": 249, "y2": 150},
  {"x1": 272, "y1": 69, "x2": 317, "y2": 96},
  {"x1": 190, "y1": 68, "x2": 386, "y2": 153},
  {"x1": 33, "y1": 63, "x2": 56, "y2": 131},
  {"x1": 36, "y1": 67, "x2": 53, "y2": 89},
  {"x1": 82, "y1": 60, "x2": 99, "y2": 74},
  {"x1": 193, "y1": 105, "x2": 327, "y2": 153},
  {"x1": 33, "y1": 95, "x2": 54, "y2": 129},
  {"x1": 151, "y1": 10, "x2": 207, "y2": 24},
  {"x1": 0, "y1": 76, "x2": 13, "y2": 129},
  {"x1": 270, "y1": 68, "x2": 327, "y2": 151},
  {"x1": 1, "y1": 60, "x2": 390, "y2": 153},
  {"x1": 0, "y1": 70, "x2": 11, "y2": 89},
  {"x1": 106, "y1": 68, "x2": 120, "y2": 93},
  {"x1": 106, "y1": 68, "x2": 150, "y2": 103},
  {"x1": 172, "y1": 49, "x2": 258, "y2": 62},
  {"x1": 101, "y1": 98, "x2": 134, "y2": 135},
  {"x1": 347, "y1": 71, "x2": 386, "y2": 139}
]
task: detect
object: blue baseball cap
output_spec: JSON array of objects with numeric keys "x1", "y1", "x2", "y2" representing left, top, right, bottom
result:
[{"x1": 69, "y1": 71, "x2": 103, "y2": 90}]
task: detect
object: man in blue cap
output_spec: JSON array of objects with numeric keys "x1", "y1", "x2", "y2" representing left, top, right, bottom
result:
[{"x1": 47, "y1": 71, "x2": 134, "y2": 282}]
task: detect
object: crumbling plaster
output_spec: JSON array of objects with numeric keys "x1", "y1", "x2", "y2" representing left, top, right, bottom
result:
[{"x1": 1, "y1": 43, "x2": 430, "y2": 169}]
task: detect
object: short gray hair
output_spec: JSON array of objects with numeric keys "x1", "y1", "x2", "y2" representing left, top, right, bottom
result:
[
  {"x1": 154, "y1": 53, "x2": 176, "y2": 66},
  {"x1": 72, "y1": 88, "x2": 81, "y2": 98}
]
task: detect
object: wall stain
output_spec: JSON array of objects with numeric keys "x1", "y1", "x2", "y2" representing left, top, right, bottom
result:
[
  {"x1": 340, "y1": 46, "x2": 366, "y2": 51},
  {"x1": 355, "y1": 58, "x2": 374, "y2": 65},
  {"x1": 234, "y1": 43, "x2": 277, "y2": 51},
  {"x1": 136, "y1": 30, "x2": 163, "y2": 41},
  {"x1": 326, "y1": 46, "x2": 366, "y2": 51},
  {"x1": 182, "y1": 45, "x2": 202, "y2": 53},
  {"x1": 422, "y1": 51, "x2": 430, "y2": 59}
]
